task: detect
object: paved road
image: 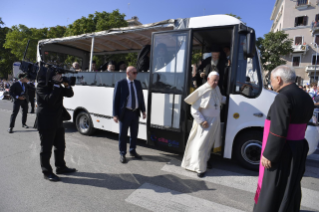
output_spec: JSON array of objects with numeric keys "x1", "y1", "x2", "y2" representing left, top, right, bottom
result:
[{"x1": 0, "y1": 100, "x2": 318, "y2": 212}]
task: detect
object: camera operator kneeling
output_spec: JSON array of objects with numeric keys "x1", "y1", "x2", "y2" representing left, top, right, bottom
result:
[{"x1": 36, "y1": 73, "x2": 76, "y2": 182}]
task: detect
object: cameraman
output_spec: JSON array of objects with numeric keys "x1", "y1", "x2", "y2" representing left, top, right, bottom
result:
[
  {"x1": 8, "y1": 73, "x2": 29, "y2": 133},
  {"x1": 36, "y1": 73, "x2": 76, "y2": 182}
]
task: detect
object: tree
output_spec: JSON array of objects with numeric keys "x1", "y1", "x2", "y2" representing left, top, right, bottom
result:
[
  {"x1": 47, "y1": 26, "x2": 67, "y2": 38},
  {"x1": 256, "y1": 31, "x2": 293, "y2": 79},
  {"x1": 0, "y1": 19, "x2": 18, "y2": 79},
  {"x1": 64, "y1": 10, "x2": 127, "y2": 36},
  {"x1": 225, "y1": 13, "x2": 242, "y2": 20},
  {"x1": 4, "y1": 25, "x2": 48, "y2": 62}
]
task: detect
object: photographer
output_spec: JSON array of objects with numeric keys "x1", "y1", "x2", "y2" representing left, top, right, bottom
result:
[
  {"x1": 8, "y1": 73, "x2": 29, "y2": 133},
  {"x1": 36, "y1": 73, "x2": 76, "y2": 182}
]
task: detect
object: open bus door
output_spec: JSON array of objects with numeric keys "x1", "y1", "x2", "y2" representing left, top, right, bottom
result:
[{"x1": 146, "y1": 29, "x2": 192, "y2": 152}]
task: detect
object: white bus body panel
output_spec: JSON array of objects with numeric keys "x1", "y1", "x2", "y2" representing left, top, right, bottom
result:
[
  {"x1": 189, "y1": 15, "x2": 242, "y2": 29},
  {"x1": 63, "y1": 86, "x2": 148, "y2": 140},
  {"x1": 225, "y1": 88, "x2": 319, "y2": 159}
]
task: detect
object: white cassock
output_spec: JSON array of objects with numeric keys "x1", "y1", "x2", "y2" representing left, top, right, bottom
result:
[{"x1": 181, "y1": 83, "x2": 226, "y2": 173}]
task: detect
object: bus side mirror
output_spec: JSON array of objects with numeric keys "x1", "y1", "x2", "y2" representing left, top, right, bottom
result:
[
  {"x1": 245, "y1": 31, "x2": 256, "y2": 58},
  {"x1": 239, "y1": 24, "x2": 256, "y2": 58}
]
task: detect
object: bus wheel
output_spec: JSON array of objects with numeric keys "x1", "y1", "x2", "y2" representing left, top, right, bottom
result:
[
  {"x1": 76, "y1": 112, "x2": 95, "y2": 135},
  {"x1": 234, "y1": 131, "x2": 263, "y2": 171}
]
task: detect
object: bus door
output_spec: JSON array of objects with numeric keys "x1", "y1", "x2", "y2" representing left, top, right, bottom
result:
[{"x1": 147, "y1": 30, "x2": 192, "y2": 152}]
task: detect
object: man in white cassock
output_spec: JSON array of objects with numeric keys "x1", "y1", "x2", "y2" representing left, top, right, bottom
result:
[{"x1": 181, "y1": 71, "x2": 226, "y2": 178}]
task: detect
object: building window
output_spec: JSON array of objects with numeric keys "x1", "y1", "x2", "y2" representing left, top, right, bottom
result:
[
  {"x1": 316, "y1": 14, "x2": 319, "y2": 22},
  {"x1": 315, "y1": 35, "x2": 319, "y2": 45},
  {"x1": 294, "y1": 16, "x2": 308, "y2": 27},
  {"x1": 313, "y1": 55, "x2": 319, "y2": 65},
  {"x1": 297, "y1": 0, "x2": 308, "y2": 6},
  {"x1": 295, "y1": 36, "x2": 303, "y2": 45},
  {"x1": 292, "y1": 56, "x2": 301, "y2": 67}
]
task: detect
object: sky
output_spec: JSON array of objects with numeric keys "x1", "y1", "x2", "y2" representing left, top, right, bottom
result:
[{"x1": 0, "y1": 0, "x2": 276, "y2": 38}]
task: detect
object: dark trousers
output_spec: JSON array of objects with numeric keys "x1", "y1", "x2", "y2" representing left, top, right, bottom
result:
[
  {"x1": 9, "y1": 100, "x2": 28, "y2": 128},
  {"x1": 28, "y1": 95, "x2": 35, "y2": 112},
  {"x1": 119, "y1": 109, "x2": 139, "y2": 155},
  {"x1": 38, "y1": 127, "x2": 66, "y2": 174}
]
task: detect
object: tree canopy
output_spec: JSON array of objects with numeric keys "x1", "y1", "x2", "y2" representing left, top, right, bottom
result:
[
  {"x1": 256, "y1": 31, "x2": 293, "y2": 78},
  {"x1": 64, "y1": 10, "x2": 127, "y2": 36}
]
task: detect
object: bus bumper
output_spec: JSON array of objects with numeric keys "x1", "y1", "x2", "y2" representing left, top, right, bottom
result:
[{"x1": 305, "y1": 125, "x2": 319, "y2": 155}]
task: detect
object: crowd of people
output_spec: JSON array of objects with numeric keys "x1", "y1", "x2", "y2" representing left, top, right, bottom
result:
[{"x1": 0, "y1": 78, "x2": 14, "y2": 91}]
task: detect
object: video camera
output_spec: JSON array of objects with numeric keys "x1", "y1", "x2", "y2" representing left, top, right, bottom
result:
[{"x1": 19, "y1": 40, "x2": 77, "y2": 86}]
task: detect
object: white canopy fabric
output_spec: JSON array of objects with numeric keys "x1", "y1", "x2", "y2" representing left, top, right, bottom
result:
[{"x1": 38, "y1": 19, "x2": 176, "y2": 53}]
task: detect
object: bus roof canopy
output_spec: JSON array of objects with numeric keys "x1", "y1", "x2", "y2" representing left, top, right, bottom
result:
[{"x1": 38, "y1": 15, "x2": 242, "y2": 54}]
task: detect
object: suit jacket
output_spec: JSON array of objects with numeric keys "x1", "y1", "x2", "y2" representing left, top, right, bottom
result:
[
  {"x1": 198, "y1": 57, "x2": 229, "y2": 95},
  {"x1": 36, "y1": 81, "x2": 74, "y2": 130},
  {"x1": 9, "y1": 81, "x2": 29, "y2": 103},
  {"x1": 113, "y1": 79, "x2": 146, "y2": 121}
]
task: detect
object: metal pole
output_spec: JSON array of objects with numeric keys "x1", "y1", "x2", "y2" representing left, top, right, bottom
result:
[{"x1": 89, "y1": 36, "x2": 95, "y2": 72}]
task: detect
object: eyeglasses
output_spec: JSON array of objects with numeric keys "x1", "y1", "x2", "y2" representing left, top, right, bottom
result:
[{"x1": 132, "y1": 72, "x2": 138, "y2": 75}]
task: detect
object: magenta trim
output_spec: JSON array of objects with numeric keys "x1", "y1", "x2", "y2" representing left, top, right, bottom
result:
[{"x1": 254, "y1": 119, "x2": 270, "y2": 203}]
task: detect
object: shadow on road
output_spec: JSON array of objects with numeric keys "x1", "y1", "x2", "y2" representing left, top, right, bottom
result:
[{"x1": 61, "y1": 172, "x2": 215, "y2": 193}]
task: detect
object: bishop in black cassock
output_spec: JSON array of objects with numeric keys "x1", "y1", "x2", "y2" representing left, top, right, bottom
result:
[{"x1": 254, "y1": 66, "x2": 314, "y2": 212}]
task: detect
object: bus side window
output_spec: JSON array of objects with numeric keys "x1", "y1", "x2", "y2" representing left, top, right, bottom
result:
[
  {"x1": 75, "y1": 73, "x2": 96, "y2": 86},
  {"x1": 235, "y1": 35, "x2": 262, "y2": 98}
]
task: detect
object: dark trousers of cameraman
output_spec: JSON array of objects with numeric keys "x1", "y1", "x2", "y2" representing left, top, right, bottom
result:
[
  {"x1": 9, "y1": 100, "x2": 28, "y2": 128},
  {"x1": 28, "y1": 95, "x2": 35, "y2": 113},
  {"x1": 39, "y1": 127, "x2": 66, "y2": 174}
]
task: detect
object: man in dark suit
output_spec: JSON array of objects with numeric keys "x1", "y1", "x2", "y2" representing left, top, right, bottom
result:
[
  {"x1": 8, "y1": 73, "x2": 29, "y2": 133},
  {"x1": 198, "y1": 45, "x2": 229, "y2": 95},
  {"x1": 113, "y1": 66, "x2": 146, "y2": 163},
  {"x1": 27, "y1": 80, "x2": 36, "y2": 113},
  {"x1": 37, "y1": 73, "x2": 76, "y2": 181}
]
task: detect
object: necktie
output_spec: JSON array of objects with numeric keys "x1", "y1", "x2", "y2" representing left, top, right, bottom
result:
[{"x1": 131, "y1": 82, "x2": 136, "y2": 109}]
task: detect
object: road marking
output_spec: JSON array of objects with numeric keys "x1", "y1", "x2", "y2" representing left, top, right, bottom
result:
[
  {"x1": 307, "y1": 153, "x2": 319, "y2": 162},
  {"x1": 126, "y1": 183, "x2": 244, "y2": 212},
  {"x1": 161, "y1": 159, "x2": 319, "y2": 211}
]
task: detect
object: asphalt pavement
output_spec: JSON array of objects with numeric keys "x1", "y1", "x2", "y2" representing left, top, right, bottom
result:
[{"x1": 0, "y1": 100, "x2": 318, "y2": 212}]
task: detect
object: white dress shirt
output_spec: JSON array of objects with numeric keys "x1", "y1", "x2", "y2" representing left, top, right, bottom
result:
[{"x1": 126, "y1": 78, "x2": 139, "y2": 110}]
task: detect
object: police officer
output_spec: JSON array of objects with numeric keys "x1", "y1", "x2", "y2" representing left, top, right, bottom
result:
[
  {"x1": 27, "y1": 80, "x2": 36, "y2": 113},
  {"x1": 36, "y1": 73, "x2": 76, "y2": 181},
  {"x1": 8, "y1": 73, "x2": 29, "y2": 133}
]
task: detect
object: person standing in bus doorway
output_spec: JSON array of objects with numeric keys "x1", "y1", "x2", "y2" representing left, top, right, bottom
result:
[
  {"x1": 254, "y1": 65, "x2": 314, "y2": 212},
  {"x1": 113, "y1": 66, "x2": 146, "y2": 163},
  {"x1": 8, "y1": 73, "x2": 29, "y2": 133},
  {"x1": 198, "y1": 45, "x2": 228, "y2": 95},
  {"x1": 181, "y1": 71, "x2": 226, "y2": 178}
]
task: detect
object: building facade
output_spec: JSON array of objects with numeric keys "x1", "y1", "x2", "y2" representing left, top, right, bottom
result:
[{"x1": 270, "y1": 0, "x2": 319, "y2": 85}]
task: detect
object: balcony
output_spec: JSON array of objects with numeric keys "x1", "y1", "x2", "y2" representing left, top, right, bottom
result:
[
  {"x1": 306, "y1": 65, "x2": 319, "y2": 74},
  {"x1": 295, "y1": 0, "x2": 311, "y2": 9},
  {"x1": 292, "y1": 44, "x2": 309, "y2": 55}
]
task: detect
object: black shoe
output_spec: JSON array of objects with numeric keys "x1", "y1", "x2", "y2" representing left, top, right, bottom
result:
[
  {"x1": 197, "y1": 172, "x2": 206, "y2": 178},
  {"x1": 22, "y1": 124, "x2": 29, "y2": 129},
  {"x1": 56, "y1": 167, "x2": 77, "y2": 174},
  {"x1": 120, "y1": 155, "x2": 127, "y2": 163},
  {"x1": 130, "y1": 152, "x2": 142, "y2": 159},
  {"x1": 7, "y1": 128, "x2": 13, "y2": 133},
  {"x1": 207, "y1": 161, "x2": 213, "y2": 169},
  {"x1": 43, "y1": 173, "x2": 60, "y2": 182}
]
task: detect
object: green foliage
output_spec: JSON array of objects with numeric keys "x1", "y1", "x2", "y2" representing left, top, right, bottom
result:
[
  {"x1": 0, "y1": 17, "x2": 4, "y2": 26},
  {"x1": 192, "y1": 50, "x2": 202, "y2": 65},
  {"x1": 0, "y1": 26, "x2": 18, "y2": 78},
  {"x1": 256, "y1": 31, "x2": 293, "y2": 75},
  {"x1": 47, "y1": 26, "x2": 67, "y2": 38},
  {"x1": 4, "y1": 25, "x2": 48, "y2": 62},
  {"x1": 64, "y1": 10, "x2": 127, "y2": 36},
  {"x1": 225, "y1": 13, "x2": 242, "y2": 20}
]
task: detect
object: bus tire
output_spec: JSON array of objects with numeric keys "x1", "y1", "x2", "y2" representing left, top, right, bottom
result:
[
  {"x1": 233, "y1": 130, "x2": 263, "y2": 171},
  {"x1": 75, "y1": 111, "x2": 95, "y2": 135}
]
